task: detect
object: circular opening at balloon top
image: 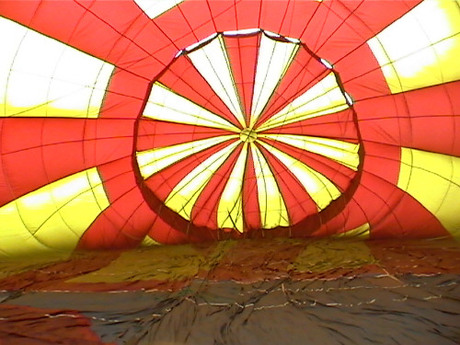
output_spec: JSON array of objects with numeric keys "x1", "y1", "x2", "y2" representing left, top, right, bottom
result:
[
  {"x1": 240, "y1": 128, "x2": 257, "y2": 143},
  {"x1": 135, "y1": 29, "x2": 361, "y2": 234}
]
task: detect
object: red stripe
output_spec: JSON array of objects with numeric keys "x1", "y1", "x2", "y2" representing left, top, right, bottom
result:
[
  {"x1": 79, "y1": 156, "x2": 155, "y2": 249},
  {"x1": 100, "y1": 68, "x2": 149, "y2": 119},
  {"x1": 261, "y1": 109, "x2": 358, "y2": 143},
  {"x1": 258, "y1": 143, "x2": 318, "y2": 225},
  {"x1": 136, "y1": 119, "x2": 232, "y2": 151},
  {"x1": 0, "y1": 118, "x2": 133, "y2": 206},
  {"x1": 356, "y1": 81, "x2": 460, "y2": 156},
  {"x1": 225, "y1": 34, "x2": 260, "y2": 123}
]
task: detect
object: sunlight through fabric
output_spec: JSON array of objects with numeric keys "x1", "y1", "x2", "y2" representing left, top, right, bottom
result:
[
  {"x1": 0, "y1": 168, "x2": 109, "y2": 256},
  {"x1": 0, "y1": 17, "x2": 113, "y2": 118},
  {"x1": 368, "y1": 0, "x2": 460, "y2": 93}
]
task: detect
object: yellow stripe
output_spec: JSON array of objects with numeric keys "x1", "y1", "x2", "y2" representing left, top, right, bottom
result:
[
  {"x1": 136, "y1": 134, "x2": 238, "y2": 179},
  {"x1": 0, "y1": 17, "x2": 113, "y2": 118},
  {"x1": 143, "y1": 82, "x2": 240, "y2": 132},
  {"x1": 368, "y1": 0, "x2": 460, "y2": 93},
  {"x1": 259, "y1": 134, "x2": 360, "y2": 170},
  {"x1": 257, "y1": 73, "x2": 348, "y2": 132},
  {"x1": 258, "y1": 141, "x2": 341, "y2": 210},
  {"x1": 250, "y1": 143, "x2": 290, "y2": 228},
  {"x1": 217, "y1": 142, "x2": 248, "y2": 232},
  {"x1": 165, "y1": 141, "x2": 241, "y2": 220},
  {"x1": 0, "y1": 168, "x2": 109, "y2": 257},
  {"x1": 398, "y1": 147, "x2": 460, "y2": 237},
  {"x1": 333, "y1": 223, "x2": 370, "y2": 239}
]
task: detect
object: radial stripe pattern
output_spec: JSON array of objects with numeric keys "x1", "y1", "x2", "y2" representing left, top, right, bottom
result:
[
  {"x1": 136, "y1": 30, "x2": 360, "y2": 232},
  {"x1": 1, "y1": 0, "x2": 460, "y2": 254}
]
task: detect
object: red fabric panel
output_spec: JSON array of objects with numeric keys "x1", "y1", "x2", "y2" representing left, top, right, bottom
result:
[
  {"x1": 136, "y1": 119, "x2": 231, "y2": 151},
  {"x1": 79, "y1": 157, "x2": 154, "y2": 249},
  {"x1": 242, "y1": 147, "x2": 261, "y2": 230},
  {"x1": 225, "y1": 35, "x2": 260, "y2": 121},
  {"x1": 356, "y1": 81, "x2": 460, "y2": 156},
  {"x1": 158, "y1": 56, "x2": 241, "y2": 127},
  {"x1": 258, "y1": 144, "x2": 318, "y2": 224},
  {"x1": 207, "y1": 1, "x2": 238, "y2": 31},
  {"x1": 100, "y1": 68, "x2": 149, "y2": 119},
  {"x1": 301, "y1": 1, "x2": 421, "y2": 64},
  {"x1": 0, "y1": 304, "x2": 114, "y2": 345},
  {"x1": 191, "y1": 145, "x2": 242, "y2": 229},
  {"x1": 150, "y1": 1, "x2": 214, "y2": 54},
  {"x1": 0, "y1": 0, "x2": 168, "y2": 78},
  {"x1": 256, "y1": 49, "x2": 329, "y2": 126},
  {"x1": 300, "y1": 138, "x2": 442, "y2": 238},
  {"x1": 276, "y1": 1, "x2": 322, "y2": 38},
  {"x1": 147, "y1": 215, "x2": 190, "y2": 244},
  {"x1": 262, "y1": 109, "x2": 358, "y2": 142},
  {"x1": 0, "y1": 118, "x2": 133, "y2": 206},
  {"x1": 234, "y1": 1, "x2": 262, "y2": 30},
  {"x1": 259, "y1": 1, "x2": 327, "y2": 38},
  {"x1": 336, "y1": 44, "x2": 391, "y2": 101},
  {"x1": 330, "y1": 141, "x2": 447, "y2": 239},
  {"x1": 312, "y1": 196, "x2": 368, "y2": 237}
]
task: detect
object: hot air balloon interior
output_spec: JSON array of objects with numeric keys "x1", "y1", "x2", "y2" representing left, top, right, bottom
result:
[{"x1": 0, "y1": 1, "x2": 459, "y2": 344}]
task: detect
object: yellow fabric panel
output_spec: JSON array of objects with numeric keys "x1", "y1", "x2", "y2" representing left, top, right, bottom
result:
[
  {"x1": 250, "y1": 143, "x2": 290, "y2": 228},
  {"x1": 260, "y1": 134, "x2": 360, "y2": 171},
  {"x1": 257, "y1": 72, "x2": 348, "y2": 132},
  {"x1": 136, "y1": 134, "x2": 238, "y2": 179},
  {"x1": 217, "y1": 143, "x2": 248, "y2": 232},
  {"x1": 0, "y1": 17, "x2": 113, "y2": 118},
  {"x1": 333, "y1": 223, "x2": 370, "y2": 239},
  {"x1": 0, "y1": 168, "x2": 110, "y2": 256},
  {"x1": 258, "y1": 141, "x2": 341, "y2": 210},
  {"x1": 368, "y1": 0, "x2": 460, "y2": 93},
  {"x1": 140, "y1": 235, "x2": 160, "y2": 247},
  {"x1": 165, "y1": 141, "x2": 240, "y2": 220},
  {"x1": 398, "y1": 148, "x2": 460, "y2": 237}
]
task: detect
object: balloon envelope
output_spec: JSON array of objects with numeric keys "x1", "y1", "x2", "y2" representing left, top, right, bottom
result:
[{"x1": 0, "y1": 0, "x2": 460, "y2": 255}]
